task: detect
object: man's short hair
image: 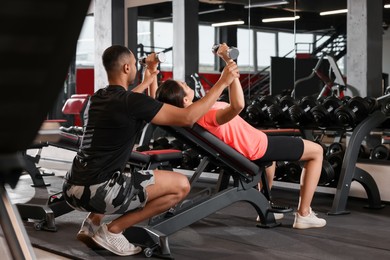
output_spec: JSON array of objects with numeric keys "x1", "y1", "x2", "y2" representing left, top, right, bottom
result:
[{"x1": 102, "y1": 45, "x2": 131, "y2": 73}]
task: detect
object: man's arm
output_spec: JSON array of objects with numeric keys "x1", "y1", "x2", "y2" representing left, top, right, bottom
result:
[
  {"x1": 151, "y1": 61, "x2": 240, "y2": 127},
  {"x1": 132, "y1": 53, "x2": 159, "y2": 96},
  {"x1": 132, "y1": 69, "x2": 158, "y2": 97}
]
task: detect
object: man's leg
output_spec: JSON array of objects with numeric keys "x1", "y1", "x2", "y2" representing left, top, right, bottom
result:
[{"x1": 107, "y1": 170, "x2": 190, "y2": 233}]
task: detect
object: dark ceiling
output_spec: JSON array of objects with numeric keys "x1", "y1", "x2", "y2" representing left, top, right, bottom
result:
[{"x1": 138, "y1": 0, "x2": 390, "y2": 34}]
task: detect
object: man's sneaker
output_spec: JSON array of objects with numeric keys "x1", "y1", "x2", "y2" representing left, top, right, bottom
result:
[
  {"x1": 256, "y1": 213, "x2": 284, "y2": 222},
  {"x1": 76, "y1": 217, "x2": 101, "y2": 249},
  {"x1": 293, "y1": 208, "x2": 326, "y2": 229},
  {"x1": 92, "y1": 223, "x2": 142, "y2": 256}
]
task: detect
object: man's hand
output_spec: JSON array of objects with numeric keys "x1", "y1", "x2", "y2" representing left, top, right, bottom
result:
[
  {"x1": 143, "y1": 68, "x2": 159, "y2": 86},
  {"x1": 145, "y1": 53, "x2": 159, "y2": 73}
]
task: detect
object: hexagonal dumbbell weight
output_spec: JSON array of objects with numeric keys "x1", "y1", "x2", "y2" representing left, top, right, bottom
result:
[
  {"x1": 246, "y1": 95, "x2": 278, "y2": 126},
  {"x1": 267, "y1": 95, "x2": 297, "y2": 124},
  {"x1": 310, "y1": 96, "x2": 343, "y2": 128},
  {"x1": 288, "y1": 95, "x2": 319, "y2": 126},
  {"x1": 334, "y1": 96, "x2": 378, "y2": 128}
]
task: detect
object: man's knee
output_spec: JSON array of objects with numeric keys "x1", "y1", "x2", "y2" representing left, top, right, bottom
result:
[{"x1": 178, "y1": 175, "x2": 190, "y2": 198}]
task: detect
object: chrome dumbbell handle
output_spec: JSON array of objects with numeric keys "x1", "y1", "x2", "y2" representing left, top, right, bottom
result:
[
  {"x1": 211, "y1": 44, "x2": 239, "y2": 60},
  {"x1": 138, "y1": 52, "x2": 166, "y2": 67}
]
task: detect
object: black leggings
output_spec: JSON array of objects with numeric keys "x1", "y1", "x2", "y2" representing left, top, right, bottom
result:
[{"x1": 254, "y1": 136, "x2": 304, "y2": 163}]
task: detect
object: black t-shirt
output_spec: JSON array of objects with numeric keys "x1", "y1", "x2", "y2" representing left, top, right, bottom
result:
[{"x1": 65, "y1": 85, "x2": 163, "y2": 185}]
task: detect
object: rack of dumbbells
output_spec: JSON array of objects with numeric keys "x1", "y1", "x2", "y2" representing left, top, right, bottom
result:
[{"x1": 245, "y1": 92, "x2": 390, "y2": 214}]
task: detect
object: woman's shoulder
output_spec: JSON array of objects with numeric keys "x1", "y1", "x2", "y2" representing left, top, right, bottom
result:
[{"x1": 212, "y1": 101, "x2": 229, "y2": 109}]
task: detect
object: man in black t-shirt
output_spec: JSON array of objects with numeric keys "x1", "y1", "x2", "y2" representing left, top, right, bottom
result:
[{"x1": 62, "y1": 45, "x2": 240, "y2": 256}]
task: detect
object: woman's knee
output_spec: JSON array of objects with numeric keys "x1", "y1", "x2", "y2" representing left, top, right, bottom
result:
[{"x1": 302, "y1": 140, "x2": 323, "y2": 161}]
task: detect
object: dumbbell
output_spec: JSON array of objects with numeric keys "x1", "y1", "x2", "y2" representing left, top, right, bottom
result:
[
  {"x1": 274, "y1": 161, "x2": 288, "y2": 181},
  {"x1": 310, "y1": 96, "x2": 343, "y2": 127},
  {"x1": 320, "y1": 150, "x2": 344, "y2": 186},
  {"x1": 169, "y1": 138, "x2": 185, "y2": 151},
  {"x1": 138, "y1": 52, "x2": 166, "y2": 67},
  {"x1": 369, "y1": 144, "x2": 389, "y2": 160},
  {"x1": 334, "y1": 96, "x2": 379, "y2": 128},
  {"x1": 378, "y1": 93, "x2": 390, "y2": 115},
  {"x1": 341, "y1": 95, "x2": 351, "y2": 104},
  {"x1": 136, "y1": 144, "x2": 151, "y2": 152},
  {"x1": 212, "y1": 44, "x2": 239, "y2": 60},
  {"x1": 288, "y1": 95, "x2": 319, "y2": 126},
  {"x1": 320, "y1": 160, "x2": 335, "y2": 186},
  {"x1": 326, "y1": 142, "x2": 344, "y2": 156},
  {"x1": 245, "y1": 95, "x2": 278, "y2": 126},
  {"x1": 267, "y1": 95, "x2": 297, "y2": 124},
  {"x1": 285, "y1": 161, "x2": 302, "y2": 183},
  {"x1": 152, "y1": 137, "x2": 171, "y2": 150},
  {"x1": 180, "y1": 148, "x2": 201, "y2": 170}
]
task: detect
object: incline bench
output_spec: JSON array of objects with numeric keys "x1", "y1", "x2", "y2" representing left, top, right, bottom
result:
[
  {"x1": 22, "y1": 94, "x2": 90, "y2": 187},
  {"x1": 124, "y1": 123, "x2": 291, "y2": 258}
]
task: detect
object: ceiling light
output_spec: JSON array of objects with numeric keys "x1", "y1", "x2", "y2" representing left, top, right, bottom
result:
[
  {"x1": 211, "y1": 20, "x2": 245, "y2": 27},
  {"x1": 320, "y1": 9, "x2": 348, "y2": 16},
  {"x1": 262, "y1": 16, "x2": 300, "y2": 23},
  {"x1": 199, "y1": 7, "x2": 225, "y2": 15},
  {"x1": 385, "y1": 4, "x2": 390, "y2": 8},
  {"x1": 244, "y1": 0, "x2": 289, "y2": 8}
]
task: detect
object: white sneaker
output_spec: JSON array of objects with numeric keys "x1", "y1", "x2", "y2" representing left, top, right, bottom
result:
[
  {"x1": 293, "y1": 208, "x2": 326, "y2": 229},
  {"x1": 274, "y1": 213, "x2": 284, "y2": 220},
  {"x1": 256, "y1": 213, "x2": 284, "y2": 222},
  {"x1": 92, "y1": 223, "x2": 142, "y2": 256},
  {"x1": 76, "y1": 217, "x2": 101, "y2": 249}
]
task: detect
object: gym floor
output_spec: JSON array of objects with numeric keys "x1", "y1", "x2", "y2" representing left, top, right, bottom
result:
[{"x1": 3, "y1": 146, "x2": 390, "y2": 259}]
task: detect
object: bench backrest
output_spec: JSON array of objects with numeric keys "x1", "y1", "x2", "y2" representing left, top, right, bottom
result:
[{"x1": 162, "y1": 124, "x2": 261, "y2": 178}]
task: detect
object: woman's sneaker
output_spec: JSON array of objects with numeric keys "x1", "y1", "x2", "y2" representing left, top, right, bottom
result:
[
  {"x1": 92, "y1": 223, "x2": 142, "y2": 256},
  {"x1": 256, "y1": 213, "x2": 284, "y2": 222},
  {"x1": 293, "y1": 208, "x2": 326, "y2": 229},
  {"x1": 76, "y1": 217, "x2": 101, "y2": 249}
]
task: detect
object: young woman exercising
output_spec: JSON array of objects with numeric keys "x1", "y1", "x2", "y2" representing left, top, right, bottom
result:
[{"x1": 155, "y1": 43, "x2": 326, "y2": 229}]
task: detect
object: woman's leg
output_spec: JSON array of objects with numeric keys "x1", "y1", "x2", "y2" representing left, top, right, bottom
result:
[
  {"x1": 297, "y1": 139, "x2": 323, "y2": 216},
  {"x1": 257, "y1": 161, "x2": 276, "y2": 191}
]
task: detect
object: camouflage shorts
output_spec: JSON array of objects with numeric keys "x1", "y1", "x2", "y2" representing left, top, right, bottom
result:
[{"x1": 62, "y1": 169, "x2": 155, "y2": 214}]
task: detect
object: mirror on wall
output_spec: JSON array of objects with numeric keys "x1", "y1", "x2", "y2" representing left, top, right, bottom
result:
[{"x1": 130, "y1": 0, "x2": 349, "y2": 99}]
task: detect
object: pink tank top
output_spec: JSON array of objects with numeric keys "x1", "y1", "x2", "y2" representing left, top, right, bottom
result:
[{"x1": 197, "y1": 102, "x2": 268, "y2": 160}]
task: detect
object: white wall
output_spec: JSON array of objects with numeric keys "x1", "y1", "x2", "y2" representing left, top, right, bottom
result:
[{"x1": 94, "y1": 0, "x2": 112, "y2": 91}]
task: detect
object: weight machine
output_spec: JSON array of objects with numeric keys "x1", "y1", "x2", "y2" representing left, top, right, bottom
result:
[{"x1": 292, "y1": 53, "x2": 347, "y2": 100}]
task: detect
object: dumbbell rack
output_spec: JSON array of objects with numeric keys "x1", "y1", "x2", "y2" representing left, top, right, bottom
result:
[{"x1": 329, "y1": 110, "x2": 387, "y2": 215}]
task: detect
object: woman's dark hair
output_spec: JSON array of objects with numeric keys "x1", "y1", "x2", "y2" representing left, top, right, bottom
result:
[
  {"x1": 102, "y1": 45, "x2": 131, "y2": 73},
  {"x1": 156, "y1": 79, "x2": 186, "y2": 108}
]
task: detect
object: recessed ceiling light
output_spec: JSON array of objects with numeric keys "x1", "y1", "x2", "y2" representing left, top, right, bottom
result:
[
  {"x1": 211, "y1": 20, "x2": 245, "y2": 27},
  {"x1": 262, "y1": 16, "x2": 300, "y2": 23},
  {"x1": 320, "y1": 9, "x2": 348, "y2": 16},
  {"x1": 244, "y1": 0, "x2": 289, "y2": 8}
]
